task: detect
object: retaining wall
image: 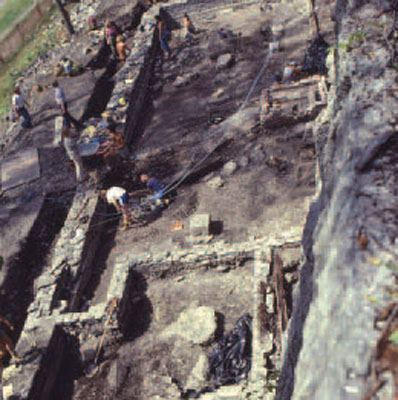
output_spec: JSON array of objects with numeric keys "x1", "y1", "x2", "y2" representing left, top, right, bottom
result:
[{"x1": 0, "y1": 0, "x2": 54, "y2": 63}]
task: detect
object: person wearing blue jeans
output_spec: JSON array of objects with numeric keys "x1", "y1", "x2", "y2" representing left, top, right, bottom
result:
[
  {"x1": 12, "y1": 87, "x2": 32, "y2": 128},
  {"x1": 155, "y1": 15, "x2": 171, "y2": 57}
]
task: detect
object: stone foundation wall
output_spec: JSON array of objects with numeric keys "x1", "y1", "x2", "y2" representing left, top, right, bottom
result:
[{"x1": 5, "y1": 190, "x2": 109, "y2": 399}]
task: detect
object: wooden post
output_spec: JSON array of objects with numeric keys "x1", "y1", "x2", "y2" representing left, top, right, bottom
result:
[
  {"x1": 55, "y1": 0, "x2": 74, "y2": 36},
  {"x1": 308, "y1": 0, "x2": 320, "y2": 37}
]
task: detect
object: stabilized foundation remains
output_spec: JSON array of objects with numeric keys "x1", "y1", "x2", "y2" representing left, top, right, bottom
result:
[{"x1": 0, "y1": 0, "x2": 331, "y2": 398}]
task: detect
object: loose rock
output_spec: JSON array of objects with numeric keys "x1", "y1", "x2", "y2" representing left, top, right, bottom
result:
[
  {"x1": 161, "y1": 305, "x2": 217, "y2": 345},
  {"x1": 222, "y1": 160, "x2": 238, "y2": 176},
  {"x1": 185, "y1": 352, "x2": 209, "y2": 391},
  {"x1": 217, "y1": 53, "x2": 234, "y2": 70}
]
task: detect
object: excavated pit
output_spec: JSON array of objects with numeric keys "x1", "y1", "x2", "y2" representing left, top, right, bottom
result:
[
  {"x1": 82, "y1": 2, "x2": 146, "y2": 122},
  {"x1": 81, "y1": 66, "x2": 117, "y2": 122},
  {"x1": 71, "y1": 243, "x2": 303, "y2": 400},
  {"x1": 68, "y1": 202, "x2": 121, "y2": 312},
  {"x1": 0, "y1": 1, "x2": 329, "y2": 398},
  {"x1": 0, "y1": 191, "x2": 74, "y2": 337},
  {"x1": 28, "y1": 326, "x2": 82, "y2": 400}
]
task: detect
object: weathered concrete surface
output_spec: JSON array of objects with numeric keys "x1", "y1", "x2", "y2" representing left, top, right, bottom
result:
[{"x1": 277, "y1": 0, "x2": 398, "y2": 399}]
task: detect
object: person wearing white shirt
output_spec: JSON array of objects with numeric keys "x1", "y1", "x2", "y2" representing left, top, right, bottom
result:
[
  {"x1": 101, "y1": 186, "x2": 131, "y2": 230},
  {"x1": 12, "y1": 87, "x2": 32, "y2": 128},
  {"x1": 52, "y1": 80, "x2": 82, "y2": 130}
]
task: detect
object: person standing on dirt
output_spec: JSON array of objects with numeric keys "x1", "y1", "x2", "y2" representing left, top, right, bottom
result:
[
  {"x1": 155, "y1": 15, "x2": 172, "y2": 58},
  {"x1": 88, "y1": 14, "x2": 98, "y2": 31},
  {"x1": 116, "y1": 35, "x2": 130, "y2": 62},
  {"x1": 62, "y1": 120, "x2": 86, "y2": 183},
  {"x1": 0, "y1": 315, "x2": 22, "y2": 364},
  {"x1": 53, "y1": 80, "x2": 82, "y2": 130},
  {"x1": 12, "y1": 87, "x2": 32, "y2": 129},
  {"x1": 101, "y1": 186, "x2": 131, "y2": 230},
  {"x1": 105, "y1": 20, "x2": 119, "y2": 59},
  {"x1": 183, "y1": 13, "x2": 195, "y2": 42}
]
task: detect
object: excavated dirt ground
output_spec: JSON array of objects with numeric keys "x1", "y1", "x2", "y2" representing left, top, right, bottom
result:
[
  {"x1": 74, "y1": 2, "x2": 333, "y2": 399},
  {"x1": 0, "y1": 0, "x2": 337, "y2": 399},
  {"x1": 92, "y1": 1, "x2": 320, "y2": 305},
  {"x1": 75, "y1": 262, "x2": 254, "y2": 399}
]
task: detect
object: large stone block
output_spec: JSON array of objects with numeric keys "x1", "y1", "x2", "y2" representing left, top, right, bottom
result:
[
  {"x1": 185, "y1": 352, "x2": 209, "y2": 391},
  {"x1": 190, "y1": 214, "x2": 211, "y2": 237},
  {"x1": 161, "y1": 305, "x2": 217, "y2": 345},
  {"x1": 216, "y1": 385, "x2": 242, "y2": 399}
]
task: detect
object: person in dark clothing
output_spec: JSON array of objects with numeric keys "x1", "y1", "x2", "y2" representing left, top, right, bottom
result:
[
  {"x1": 155, "y1": 15, "x2": 172, "y2": 57},
  {"x1": 140, "y1": 173, "x2": 175, "y2": 208},
  {"x1": 141, "y1": 174, "x2": 166, "y2": 197},
  {"x1": 105, "y1": 20, "x2": 120, "y2": 59}
]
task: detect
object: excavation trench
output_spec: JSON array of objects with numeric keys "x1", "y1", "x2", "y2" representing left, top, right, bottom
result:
[
  {"x1": 71, "y1": 245, "x2": 303, "y2": 399},
  {"x1": 57, "y1": 4, "x2": 158, "y2": 312},
  {"x1": 68, "y1": 199, "x2": 121, "y2": 312},
  {"x1": 81, "y1": 2, "x2": 147, "y2": 122},
  {"x1": 81, "y1": 64, "x2": 117, "y2": 122},
  {"x1": 29, "y1": 325, "x2": 82, "y2": 400},
  {"x1": 1, "y1": 191, "x2": 74, "y2": 340}
]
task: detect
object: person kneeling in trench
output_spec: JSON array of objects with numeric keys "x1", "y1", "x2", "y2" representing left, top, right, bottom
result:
[
  {"x1": 101, "y1": 186, "x2": 131, "y2": 230},
  {"x1": 140, "y1": 174, "x2": 176, "y2": 209},
  {"x1": 0, "y1": 316, "x2": 22, "y2": 364}
]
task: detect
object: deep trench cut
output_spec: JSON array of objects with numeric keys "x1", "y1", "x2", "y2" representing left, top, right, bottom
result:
[
  {"x1": 28, "y1": 325, "x2": 82, "y2": 400},
  {"x1": 1, "y1": 192, "x2": 74, "y2": 339}
]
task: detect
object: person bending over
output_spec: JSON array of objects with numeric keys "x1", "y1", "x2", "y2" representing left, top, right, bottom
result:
[{"x1": 101, "y1": 186, "x2": 131, "y2": 230}]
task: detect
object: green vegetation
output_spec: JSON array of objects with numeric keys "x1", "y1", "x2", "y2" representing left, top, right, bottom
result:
[
  {"x1": 0, "y1": 6, "x2": 62, "y2": 117},
  {"x1": 0, "y1": 0, "x2": 33, "y2": 34},
  {"x1": 363, "y1": 294, "x2": 381, "y2": 305},
  {"x1": 347, "y1": 31, "x2": 365, "y2": 48},
  {"x1": 388, "y1": 330, "x2": 398, "y2": 346},
  {"x1": 328, "y1": 31, "x2": 366, "y2": 55}
]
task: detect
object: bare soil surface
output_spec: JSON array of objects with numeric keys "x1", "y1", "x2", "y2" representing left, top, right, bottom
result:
[
  {"x1": 76, "y1": 1, "x2": 328, "y2": 399},
  {"x1": 0, "y1": 0, "x2": 337, "y2": 398},
  {"x1": 75, "y1": 262, "x2": 254, "y2": 400},
  {"x1": 92, "y1": 1, "x2": 317, "y2": 303}
]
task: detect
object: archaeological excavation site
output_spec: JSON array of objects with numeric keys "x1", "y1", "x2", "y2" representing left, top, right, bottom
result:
[{"x1": 1, "y1": 0, "x2": 398, "y2": 398}]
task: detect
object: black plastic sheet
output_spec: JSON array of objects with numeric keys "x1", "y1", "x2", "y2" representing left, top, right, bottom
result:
[
  {"x1": 207, "y1": 313, "x2": 252, "y2": 387},
  {"x1": 301, "y1": 35, "x2": 329, "y2": 75}
]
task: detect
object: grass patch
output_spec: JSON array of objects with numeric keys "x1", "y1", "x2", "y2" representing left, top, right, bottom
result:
[
  {"x1": 0, "y1": 0, "x2": 33, "y2": 34},
  {"x1": 0, "y1": 6, "x2": 64, "y2": 118}
]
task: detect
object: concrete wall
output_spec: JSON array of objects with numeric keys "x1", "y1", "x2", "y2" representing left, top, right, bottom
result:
[{"x1": 0, "y1": 0, "x2": 54, "y2": 63}]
